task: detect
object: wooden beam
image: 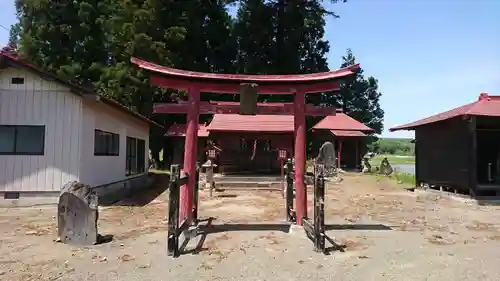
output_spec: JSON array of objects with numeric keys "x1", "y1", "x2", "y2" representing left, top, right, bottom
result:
[
  {"x1": 151, "y1": 76, "x2": 340, "y2": 94},
  {"x1": 153, "y1": 102, "x2": 336, "y2": 116}
]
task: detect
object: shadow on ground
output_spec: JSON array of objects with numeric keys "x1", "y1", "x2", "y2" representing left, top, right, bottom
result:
[
  {"x1": 326, "y1": 224, "x2": 392, "y2": 231},
  {"x1": 177, "y1": 218, "x2": 392, "y2": 256},
  {"x1": 99, "y1": 174, "x2": 170, "y2": 207}
]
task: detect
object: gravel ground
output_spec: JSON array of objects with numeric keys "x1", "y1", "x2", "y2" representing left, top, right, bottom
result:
[{"x1": 2, "y1": 174, "x2": 500, "y2": 281}]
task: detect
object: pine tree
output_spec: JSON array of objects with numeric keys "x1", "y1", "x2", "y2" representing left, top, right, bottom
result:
[
  {"x1": 13, "y1": 0, "x2": 110, "y2": 86},
  {"x1": 233, "y1": 0, "x2": 275, "y2": 75},
  {"x1": 331, "y1": 49, "x2": 384, "y2": 134}
]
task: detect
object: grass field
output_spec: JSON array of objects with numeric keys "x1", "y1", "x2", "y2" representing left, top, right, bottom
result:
[
  {"x1": 370, "y1": 154, "x2": 415, "y2": 165},
  {"x1": 368, "y1": 154, "x2": 416, "y2": 186}
]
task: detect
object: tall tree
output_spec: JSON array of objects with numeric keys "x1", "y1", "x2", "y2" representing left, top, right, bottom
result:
[
  {"x1": 233, "y1": 0, "x2": 343, "y2": 104},
  {"x1": 330, "y1": 49, "x2": 384, "y2": 134},
  {"x1": 13, "y1": 0, "x2": 111, "y2": 86},
  {"x1": 233, "y1": 0, "x2": 275, "y2": 75}
]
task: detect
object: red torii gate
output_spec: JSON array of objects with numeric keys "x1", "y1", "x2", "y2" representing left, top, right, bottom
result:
[{"x1": 132, "y1": 57, "x2": 359, "y2": 225}]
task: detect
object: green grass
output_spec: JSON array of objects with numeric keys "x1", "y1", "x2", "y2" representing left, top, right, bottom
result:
[
  {"x1": 368, "y1": 154, "x2": 415, "y2": 187},
  {"x1": 370, "y1": 154, "x2": 415, "y2": 165},
  {"x1": 391, "y1": 172, "x2": 416, "y2": 185},
  {"x1": 149, "y1": 169, "x2": 170, "y2": 175},
  {"x1": 372, "y1": 171, "x2": 416, "y2": 186}
]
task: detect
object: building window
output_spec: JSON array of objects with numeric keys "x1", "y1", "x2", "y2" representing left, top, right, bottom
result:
[
  {"x1": 94, "y1": 129, "x2": 119, "y2": 156},
  {"x1": 11, "y1": 77, "x2": 25, "y2": 85},
  {"x1": 0, "y1": 125, "x2": 45, "y2": 155},
  {"x1": 126, "y1": 137, "x2": 146, "y2": 176}
]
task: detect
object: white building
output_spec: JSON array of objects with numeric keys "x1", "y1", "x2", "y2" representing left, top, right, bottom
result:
[{"x1": 0, "y1": 49, "x2": 161, "y2": 200}]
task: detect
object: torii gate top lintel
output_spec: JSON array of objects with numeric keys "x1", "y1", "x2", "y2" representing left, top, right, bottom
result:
[
  {"x1": 133, "y1": 57, "x2": 360, "y2": 226},
  {"x1": 131, "y1": 57, "x2": 360, "y2": 94}
]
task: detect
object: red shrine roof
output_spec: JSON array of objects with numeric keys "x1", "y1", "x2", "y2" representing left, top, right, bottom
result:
[
  {"x1": 312, "y1": 113, "x2": 375, "y2": 137},
  {"x1": 330, "y1": 130, "x2": 368, "y2": 137},
  {"x1": 390, "y1": 93, "x2": 500, "y2": 131},
  {"x1": 207, "y1": 114, "x2": 294, "y2": 133},
  {"x1": 131, "y1": 57, "x2": 360, "y2": 83},
  {"x1": 165, "y1": 123, "x2": 209, "y2": 137}
]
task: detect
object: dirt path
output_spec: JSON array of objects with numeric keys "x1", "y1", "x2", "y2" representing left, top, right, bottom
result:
[{"x1": 2, "y1": 174, "x2": 500, "y2": 281}]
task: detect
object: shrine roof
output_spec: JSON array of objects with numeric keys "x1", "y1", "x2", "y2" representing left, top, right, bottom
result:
[
  {"x1": 312, "y1": 113, "x2": 375, "y2": 132},
  {"x1": 131, "y1": 57, "x2": 359, "y2": 83},
  {"x1": 165, "y1": 123, "x2": 209, "y2": 137},
  {"x1": 390, "y1": 93, "x2": 500, "y2": 131},
  {"x1": 207, "y1": 114, "x2": 294, "y2": 133},
  {"x1": 330, "y1": 130, "x2": 367, "y2": 137}
]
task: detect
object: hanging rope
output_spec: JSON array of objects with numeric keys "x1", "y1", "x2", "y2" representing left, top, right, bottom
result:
[{"x1": 250, "y1": 139, "x2": 258, "y2": 160}]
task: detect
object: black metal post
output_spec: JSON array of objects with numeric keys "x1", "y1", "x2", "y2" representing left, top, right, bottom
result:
[
  {"x1": 167, "y1": 165, "x2": 180, "y2": 257},
  {"x1": 285, "y1": 159, "x2": 295, "y2": 222},
  {"x1": 313, "y1": 164, "x2": 326, "y2": 253},
  {"x1": 193, "y1": 162, "x2": 200, "y2": 224}
]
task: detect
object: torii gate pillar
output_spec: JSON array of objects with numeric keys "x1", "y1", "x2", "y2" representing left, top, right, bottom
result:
[
  {"x1": 131, "y1": 56, "x2": 360, "y2": 225},
  {"x1": 180, "y1": 86, "x2": 200, "y2": 222},
  {"x1": 294, "y1": 90, "x2": 307, "y2": 225}
]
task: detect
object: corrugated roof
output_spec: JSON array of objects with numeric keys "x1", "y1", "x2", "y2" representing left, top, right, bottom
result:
[
  {"x1": 0, "y1": 47, "x2": 162, "y2": 128},
  {"x1": 330, "y1": 130, "x2": 367, "y2": 137},
  {"x1": 312, "y1": 113, "x2": 375, "y2": 132},
  {"x1": 207, "y1": 114, "x2": 294, "y2": 132},
  {"x1": 165, "y1": 124, "x2": 209, "y2": 137},
  {"x1": 390, "y1": 93, "x2": 500, "y2": 131},
  {"x1": 131, "y1": 57, "x2": 360, "y2": 83}
]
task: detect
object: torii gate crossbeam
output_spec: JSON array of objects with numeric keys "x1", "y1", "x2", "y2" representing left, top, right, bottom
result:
[{"x1": 132, "y1": 57, "x2": 359, "y2": 225}]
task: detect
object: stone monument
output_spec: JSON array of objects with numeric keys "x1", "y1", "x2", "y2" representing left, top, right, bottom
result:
[
  {"x1": 57, "y1": 181, "x2": 99, "y2": 245},
  {"x1": 316, "y1": 141, "x2": 337, "y2": 178},
  {"x1": 379, "y1": 157, "x2": 393, "y2": 176},
  {"x1": 361, "y1": 153, "x2": 372, "y2": 173},
  {"x1": 201, "y1": 159, "x2": 217, "y2": 197}
]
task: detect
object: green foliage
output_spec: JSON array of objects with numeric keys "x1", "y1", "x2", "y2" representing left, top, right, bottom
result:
[
  {"x1": 368, "y1": 138, "x2": 415, "y2": 156},
  {"x1": 13, "y1": 0, "x2": 111, "y2": 87},
  {"x1": 10, "y1": 0, "x2": 385, "y2": 163},
  {"x1": 325, "y1": 49, "x2": 385, "y2": 134}
]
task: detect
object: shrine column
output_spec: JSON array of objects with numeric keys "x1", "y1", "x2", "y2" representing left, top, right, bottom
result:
[
  {"x1": 293, "y1": 89, "x2": 307, "y2": 225},
  {"x1": 181, "y1": 85, "x2": 200, "y2": 222}
]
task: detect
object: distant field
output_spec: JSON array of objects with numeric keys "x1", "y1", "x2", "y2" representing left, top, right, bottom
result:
[
  {"x1": 369, "y1": 138, "x2": 414, "y2": 157},
  {"x1": 370, "y1": 154, "x2": 415, "y2": 165}
]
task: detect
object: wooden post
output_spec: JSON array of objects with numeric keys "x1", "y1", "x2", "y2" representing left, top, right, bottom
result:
[
  {"x1": 313, "y1": 164, "x2": 325, "y2": 253},
  {"x1": 192, "y1": 161, "x2": 200, "y2": 224},
  {"x1": 294, "y1": 89, "x2": 307, "y2": 225},
  {"x1": 337, "y1": 138, "x2": 343, "y2": 169},
  {"x1": 285, "y1": 159, "x2": 295, "y2": 222},
  {"x1": 167, "y1": 165, "x2": 180, "y2": 257},
  {"x1": 355, "y1": 139, "x2": 359, "y2": 170},
  {"x1": 181, "y1": 86, "x2": 200, "y2": 222}
]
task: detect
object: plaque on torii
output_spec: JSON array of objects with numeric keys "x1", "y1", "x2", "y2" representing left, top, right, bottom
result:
[{"x1": 132, "y1": 57, "x2": 359, "y2": 225}]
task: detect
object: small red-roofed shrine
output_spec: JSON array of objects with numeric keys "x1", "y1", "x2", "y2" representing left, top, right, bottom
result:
[
  {"x1": 390, "y1": 93, "x2": 500, "y2": 197},
  {"x1": 132, "y1": 57, "x2": 359, "y2": 225},
  {"x1": 312, "y1": 112, "x2": 375, "y2": 170}
]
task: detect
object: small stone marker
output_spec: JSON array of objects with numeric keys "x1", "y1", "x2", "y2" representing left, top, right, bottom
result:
[
  {"x1": 362, "y1": 153, "x2": 372, "y2": 173},
  {"x1": 202, "y1": 159, "x2": 217, "y2": 196},
  {"x1": 57, "y1": 181, "x2": 99, "y2": 245},
  {"x1": 379, "y1": 157, "x2": 393, "y2": 176},
  {"x1": 316, "y1": 141, "x2": 337, "y2": 177}
]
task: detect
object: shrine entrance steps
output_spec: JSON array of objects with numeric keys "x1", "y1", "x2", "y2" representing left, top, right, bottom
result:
[{"x1": 213, "y1": 174, "x2": 283, "y2": 191}]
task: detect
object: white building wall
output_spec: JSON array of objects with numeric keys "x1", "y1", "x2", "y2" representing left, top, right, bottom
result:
[
  {"x1": 0, "y1": 67, "x2": 82, "y2": 193},
  {"x1": 79, "y1": 100, "x2": 150, "y2": 187}
]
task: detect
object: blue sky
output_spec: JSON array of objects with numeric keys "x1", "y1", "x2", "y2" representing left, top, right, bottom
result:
[{"x1": 1, "y1": 0, "x2": 499, "y2": 138}]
